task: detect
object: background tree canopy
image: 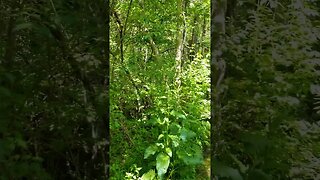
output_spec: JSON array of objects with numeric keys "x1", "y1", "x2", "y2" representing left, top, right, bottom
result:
[{"x1": 0, "y1": 0, "x2": 319, "y2": 179}]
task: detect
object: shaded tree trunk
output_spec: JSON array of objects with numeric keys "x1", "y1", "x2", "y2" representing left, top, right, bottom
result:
[
  {"x1": 188, "y1": 15, "x2": 199, "y2": 62},
  {"x1": 211, "y1": 0, "x2": 227, "y2": 178}
]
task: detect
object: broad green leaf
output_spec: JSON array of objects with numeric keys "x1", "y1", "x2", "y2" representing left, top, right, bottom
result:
[
  {"x1": 177, "y1": 145, "x2": 203, "y2": 165},
  {"x1": 156, "y1": 153, "x2": 170, "y2": 178},
  {"x1": 165, "y1": 148, "x2": 172, "y2": 157},
  {"x1": 170, "y1": 110, "x2": 186, "y2": 119},
  {"x1": 180, "y1": 128, "x2": 196, "y2": 141},
  {"x1": 141, "y1": 169, "x2": 156, "y2": 180},
  {"x1": 144, "y1": 145, "x2": 158, "y2": 159}
]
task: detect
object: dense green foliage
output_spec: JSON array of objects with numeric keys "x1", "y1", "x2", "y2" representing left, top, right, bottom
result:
[
  {"x1": 110, "y1": 0, "x2": 210, "y2": 179},
  {"x1": 0, "y1": 0, "x2": 319, "y2": 179}
]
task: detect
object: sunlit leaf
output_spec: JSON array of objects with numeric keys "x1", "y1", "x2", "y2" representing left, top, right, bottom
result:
[
  {"x1": 141, "y1": 169, "x2": 156, "y2": 180},
  {"x1": 144, "y1": 145, "x2": 158, "y2": 159},
  {"x1": 156, "y1": 153, "x2": 170, "y2": 178}
]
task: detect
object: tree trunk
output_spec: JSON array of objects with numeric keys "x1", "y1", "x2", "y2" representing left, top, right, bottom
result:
[
  {"x1": 211, "y1": 0, "x2": 227, "y2": 178},
  {"x1": 188, "y1": 15, "x2": 199, "y2": 62},
  {"x1": 175, "y1": 0, "x2": 187, "y2": 87}
]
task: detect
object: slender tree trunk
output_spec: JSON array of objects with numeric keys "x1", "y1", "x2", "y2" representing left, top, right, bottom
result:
[
  {"x1": 200, "y1": 16, "x2": 207, "y2": 54},
  {"x1": 188, "y1": 15, "x2": 199, "y2": 62},
  {"x1": 211, "y1": 0, "x2": 227, "y2": 178},
  {"x1": 112, "y1": 6, "x2": 143, "y2": 113},
  {"x1": 175, "y1": 0, "x2": 187, "y2": 87}
]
